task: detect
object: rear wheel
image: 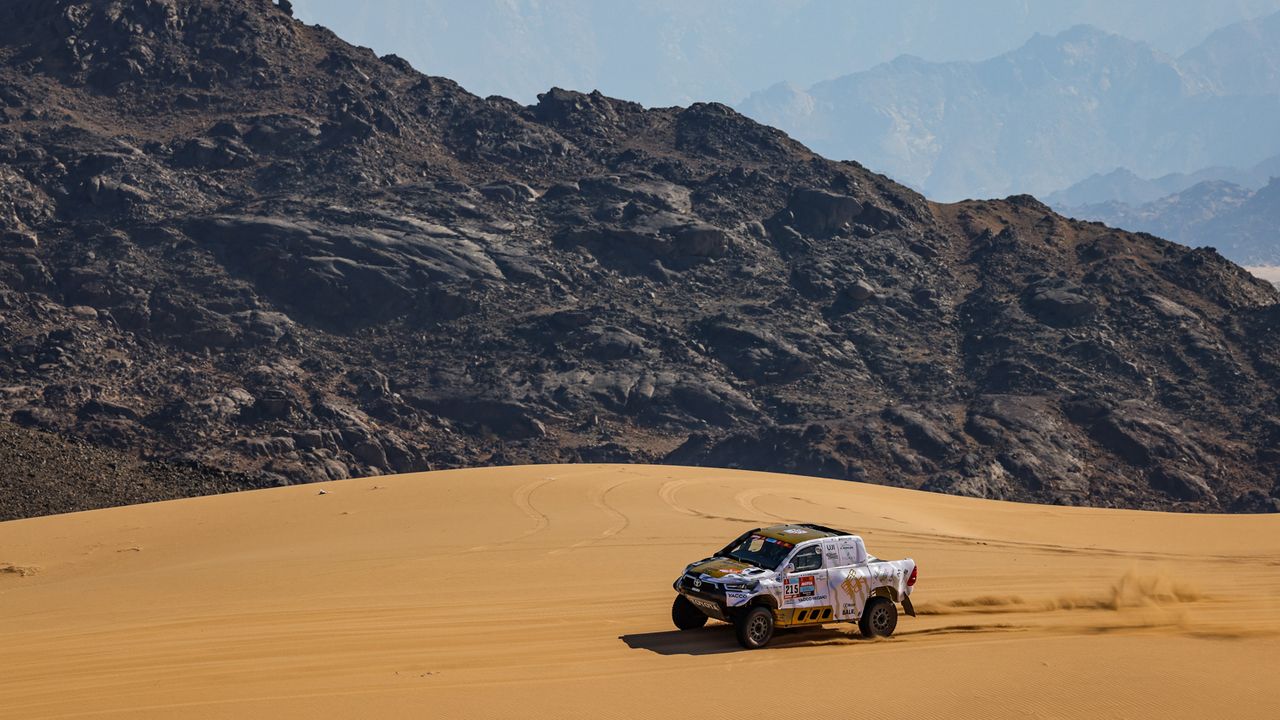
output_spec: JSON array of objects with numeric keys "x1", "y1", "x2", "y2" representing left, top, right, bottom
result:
[
  {"x1": 672, "y1": 594, "x2": 708, "y2": 630},
  {"x1": 734, "y1": 606, "x2": 775, "y2": 649},
  {"x1": 859, "y1": 597, "x2": 898, "y2": 638}
]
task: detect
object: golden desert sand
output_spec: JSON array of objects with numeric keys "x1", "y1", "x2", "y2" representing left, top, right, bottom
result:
[{"x1": 2, "y1": 464, "x2": 1278, "y2": 719}]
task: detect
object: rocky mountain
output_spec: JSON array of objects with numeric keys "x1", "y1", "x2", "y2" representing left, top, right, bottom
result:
[
  {"x1": 1179, "y1": 9, "x2": 1280, "y2": 96},
  {"x1": 1044, "y1": 153, "x2": 1280, "y2": 209},
  {"x1": 1, "y1": 0, "x2": 1279, "y2": 520},
  {"x1": 738, "y1": 18, "x2": 1280, "y2": 201},
  {"x1": 1059, "y1": 178, "x2": 1280, "y2": 267}
]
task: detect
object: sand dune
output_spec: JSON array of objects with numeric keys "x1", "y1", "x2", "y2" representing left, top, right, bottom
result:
[{"x1": 2, "y1": 464, "x2": 1278, "y2": 719}]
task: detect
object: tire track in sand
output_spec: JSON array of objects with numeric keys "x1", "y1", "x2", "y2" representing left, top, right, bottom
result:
[
  {"x1": 735, "y1": 488, "x2": 795, "y2": 522},
  {"x1": 551, "y1": 479, "x2": 632, "y2": 554},
  {"x1": 468, "y1": 477, "x2": 554, "y2": 552},
  {"x1": 656, "y1": 479, "x2": 767, "y2": 523},
  {"x1": 658, "y1": 479, "x2": 699, "y2": 517}
]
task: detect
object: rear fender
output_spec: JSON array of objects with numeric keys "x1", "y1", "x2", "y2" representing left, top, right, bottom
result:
[{"x1": 871, "y1": 586, "x2": 899, "y2": 602}]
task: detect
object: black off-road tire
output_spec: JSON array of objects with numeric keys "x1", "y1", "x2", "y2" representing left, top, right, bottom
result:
[
  {"x1": 859, "y1": 597, "x2": 898, "y2": 638},
  {"x1": 672, "y1": 594, "x2": 709, "y2": 630},
  {"x1": 734, "y1": 606, "x2": 776, "y2": 649}
]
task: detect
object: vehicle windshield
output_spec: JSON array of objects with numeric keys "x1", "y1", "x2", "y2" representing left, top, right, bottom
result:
[{"x1": 720, "y1": 533, "x2": 794, "y2": 570}]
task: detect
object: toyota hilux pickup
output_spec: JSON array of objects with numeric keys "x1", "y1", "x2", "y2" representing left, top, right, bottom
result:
[{"x1": 671, "y1": 523, "x2": 918, "y2": 649}]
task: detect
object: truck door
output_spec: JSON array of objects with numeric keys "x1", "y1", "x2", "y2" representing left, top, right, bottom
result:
[
  {"x1": 782, "y1": 544, "x2": 830, "y2": 611},
  {"x1": 831, "y1": 537, "x2": 872, "y2": 620}
]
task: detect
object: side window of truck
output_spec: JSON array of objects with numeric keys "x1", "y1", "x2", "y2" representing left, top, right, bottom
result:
[{"x1": 791, "y1": 546, "x2": 823, "y2": 572}]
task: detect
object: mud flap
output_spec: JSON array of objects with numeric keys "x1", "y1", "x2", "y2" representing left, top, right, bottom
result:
[{"x1": 902, "y1": 596, "x2": 916, "y2": 617}]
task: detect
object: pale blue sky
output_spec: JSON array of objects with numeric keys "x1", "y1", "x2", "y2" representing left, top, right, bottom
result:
[{"x1": 291, "y1": 0, "x2": 1280, "y2": 106}]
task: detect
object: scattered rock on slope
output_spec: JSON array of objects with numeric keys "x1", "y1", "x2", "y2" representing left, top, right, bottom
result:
[{"x1": 0, "y1": 0, "x2": 1277, "y2": 518}]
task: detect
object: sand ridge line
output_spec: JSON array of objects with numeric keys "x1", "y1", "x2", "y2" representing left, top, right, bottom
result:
[
  {"x1": 748, "y1": 493, "x2": 1280, "y2": 566},
  {"x1": 861, "y1": 525, "x2": 1279, "y2": 565},
  {"x1": 4, "y1": 465, "x2": 1280, "y2": 719},
  {"x1": 781, "y1": 494, "x2": 910, "y2": 527}
]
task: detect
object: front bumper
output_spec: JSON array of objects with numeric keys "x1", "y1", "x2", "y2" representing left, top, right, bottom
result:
[{"x1": 674, "y1": 574, "x2": 730, "y2": 621}]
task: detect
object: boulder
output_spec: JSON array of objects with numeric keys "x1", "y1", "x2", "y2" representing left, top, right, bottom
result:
[
  {"x1": 352, "y1": 440, "x2": 388, "y2": 468},
  {"x1": 11, "y1": 406, "x2": 61, "y2": 430},
  {"x1": 555, "y1": 210, "x2": 732, "y2": 272},
  {"x1": 786, "y1": 188, "x2": 863, "y2": 236},
  {"x1": 345, "y1": 368, "x2": 390, "y2": 401},
  {"x1": 187, "y1": 215, "x2": 502, "y2": 328},
  {"x1": 1026, "y1": 280, "x2": 1097, "y2": 325},
  {"x1": 883, "y1": 406, "x2": 955, "y2": 460},
  {"x1": 583, "y1": 326, "x2": 651, "y2": 360},
  {"x1": 229, "y1": 311, "x2": 294, "y2": 345},
  {"x1": 77, "y1": 399, "x2": 140, "y2": 421},
  {"x1": 411, "y1": 396, "x2": 547, "y2": 439},
  {"x1": 249, "y1": 388, "x2": 295, "y2": 420},
  {"x1": 85, "y1": 176, "x2": 152, "y2": 207},
  {"x1": 237, "y1": 435, "x2": 297, "y2": 458},
  {"x1": 1065, "y1": 398, "x2": 1215, "y2": 472},
  {"x1": 1150, "y1": 467, "x2": 1213, "y2": 502},
  {"x1": 846, "y1": 279, "x2": 876, "y2": 301},
  {"x1": 3, "y1": 230, "x2": 37, "y2": 249},
  {"x1": 479, "y1": 181, "x2": 537, "y2": 203},
  {"x1": 965, "y1": 395, "x2": 1089, "y2": 498},
  {"x1": 663, "y1": 378, "x2": 757, "y2": 427},
  {"x1": 700, "y1": 320, "x2": 812, "y2": 384}
]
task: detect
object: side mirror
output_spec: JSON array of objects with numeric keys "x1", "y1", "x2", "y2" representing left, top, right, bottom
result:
[{"x1": 785, "y1": 564, "x2": 795, "y2": 574}]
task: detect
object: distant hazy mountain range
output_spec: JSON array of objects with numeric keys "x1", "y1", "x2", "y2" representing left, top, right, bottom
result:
[
  {"x1": 1055, "y1": 176, "x2": 1280, "y2": 267},
  {"x1": 739, "y1": 12, "x2": 1280, "y2": 202},
  {"x1": 289, "y1": 0, "x2": 1280, "y2": 110},
  {"x1": 1044, "y1": 154, "x2": 1280, "y2": 208}
]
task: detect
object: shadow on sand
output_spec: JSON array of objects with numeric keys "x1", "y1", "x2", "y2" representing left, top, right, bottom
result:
[{"x1": 619, "y1": 623, "x2": 866, "y2": 656}]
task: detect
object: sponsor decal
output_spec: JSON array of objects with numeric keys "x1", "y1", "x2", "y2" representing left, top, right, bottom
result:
[
  {"x1": 839, "y1": 571, "x2": 872, "y2": 605},
  {"x1": 726, "y1": 591, "x2": 752, "y2": 606},
  {"x1": 781, "y1": 528, "x2": 809, "y2": 536},
  {"x1": 688, "y1": 596, "x2": 720, "y2": 612},
  {"x1": 784, "y1": 575, "x2": 817, "y2": 599}
]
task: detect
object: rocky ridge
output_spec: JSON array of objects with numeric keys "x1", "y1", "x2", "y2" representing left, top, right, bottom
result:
[
  {"x1": 1, "y1": 0, "x2": 1278, "y2": 517},
  {"x1": 1058, "y1": 177, "x2": 1280, "y2": 267}
]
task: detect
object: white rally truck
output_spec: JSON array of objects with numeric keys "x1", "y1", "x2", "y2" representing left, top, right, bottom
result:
[{"x1": 671, "y1": 523, "x2": 918, "y2": 649}]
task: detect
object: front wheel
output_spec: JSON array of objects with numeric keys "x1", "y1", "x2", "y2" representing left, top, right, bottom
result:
[
  {"x1": 734, "y1": 606, "x2": 775, "y2": 649},
  {"x1": 859, "y1": 597, "x2": 898, "y2": 638},
  {"x1": 672, "y1": 594, "x2": 708, "y2": 630}
]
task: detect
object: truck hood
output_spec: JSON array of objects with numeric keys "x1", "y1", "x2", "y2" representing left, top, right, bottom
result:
[{"x1": 685, "y1": 556, "x2": 773, "y2": 579}]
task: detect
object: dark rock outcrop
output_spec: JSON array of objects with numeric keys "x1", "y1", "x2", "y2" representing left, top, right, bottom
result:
[{"x1": 0, "y1": 0, "x2": 1277, "y2": 518}]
